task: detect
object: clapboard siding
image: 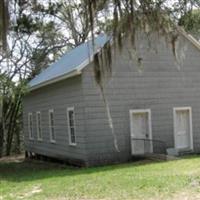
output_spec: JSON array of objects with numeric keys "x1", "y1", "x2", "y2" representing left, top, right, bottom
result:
[
  {"x1": 81, "y1": 34, "x2": 200, "y2": 166},
  {"x1": 23, "y1": 75, "x2": 87, "y2": 163}
]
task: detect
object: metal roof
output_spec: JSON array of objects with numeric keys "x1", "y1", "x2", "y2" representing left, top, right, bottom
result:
[{"x1": 29, "y1": 34, "x2": 109, "y2": 90}]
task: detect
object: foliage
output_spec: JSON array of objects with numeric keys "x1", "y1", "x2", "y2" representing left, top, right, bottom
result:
[
  {"x1": 1, "y1": 156, "x2": 200, "y2": 199},
  {"x1": 0, "y1": 73, "x2": 28, "y2": 156},
  {"x1": 179, "y1": 9, "x2": 200, "y2": 40}
]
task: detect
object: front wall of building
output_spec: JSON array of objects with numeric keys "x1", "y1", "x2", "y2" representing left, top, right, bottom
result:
[{"x1": 82, "y1": 34, "x2": 200, "y2": 166}]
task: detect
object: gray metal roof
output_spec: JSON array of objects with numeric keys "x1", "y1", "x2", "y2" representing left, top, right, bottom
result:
[{"x1": 29, "y1": 34, "x2": 109, "y2": 89}]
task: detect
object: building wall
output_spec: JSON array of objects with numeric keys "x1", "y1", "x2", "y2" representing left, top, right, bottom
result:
[
  {"x1": 81, "y1": 34, "x2": 200, "y2": 166},
  {"x1": 23, "y1": 33, "x2": 200, "y2": 167},
  {"x1": 23, "y1": 75, "x2": 87, "y2": 165}
]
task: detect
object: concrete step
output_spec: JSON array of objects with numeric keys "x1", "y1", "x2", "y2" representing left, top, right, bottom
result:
[
  {"x1": 167, "y1": 148, "x2": 193, "y2": 156},
  {"x1": 178, "y1": 150, "x2": 193, "y2": 156},
  {"x1": 132, "y1": 153, "x2": 178, "y2": 161},
  {"x1": 145, "y1": 153, "x2": 178, "y2": 161}
]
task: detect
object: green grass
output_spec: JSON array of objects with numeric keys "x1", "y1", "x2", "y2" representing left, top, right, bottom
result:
[{"x1": 1, "y1": 156, "x2": 200, "y2": 200}]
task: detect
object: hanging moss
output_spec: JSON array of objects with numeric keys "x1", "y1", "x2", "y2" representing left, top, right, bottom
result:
[
  {"x1": 93, "y1": 53, "x2": 101, "y2": 86},
  {"x1": 103, "y1": 42, "x2": 112, "y2": 75},
  {"x1": 171, "y1": 34, "x2": 179, "y2": 58}
]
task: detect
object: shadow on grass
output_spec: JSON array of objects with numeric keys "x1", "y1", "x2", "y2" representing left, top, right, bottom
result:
[{"x1": 1, "y1": 154, "x2": 199, "y2": 183}]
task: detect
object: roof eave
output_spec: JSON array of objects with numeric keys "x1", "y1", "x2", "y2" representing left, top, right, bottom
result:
[
  {"x1": 177, "y1": 27, "x2": 200, "y2": 51},
  {"x1": 29, "y1": 69, "x2": 82, "y2": 92},
  {"x1": 28, "y1": 52, "x2": 95, "y2": 92}
]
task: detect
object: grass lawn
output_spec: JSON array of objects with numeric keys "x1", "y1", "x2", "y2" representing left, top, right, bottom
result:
[{"x1": 1, "y1": 156, "x2": 200, "y2": 200}]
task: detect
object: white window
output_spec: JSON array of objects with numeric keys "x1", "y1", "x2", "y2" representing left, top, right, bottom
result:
[
  {"x1": 36, "y1": 111, "x2": 42, "y2": 140},
  {"x1": 67, "y1": 107, "x2": 76, "y2": 145},
  {"x1": 49, "y1": 109, "x2": 56, "y2": 143},
  {"x1": 28, "y1": 113, "x2": 33, "y2": 139}
]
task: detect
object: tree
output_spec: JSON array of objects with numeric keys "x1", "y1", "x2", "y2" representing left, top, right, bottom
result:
[
  {"x1": 0, "y1": 0, "x2": 70, "y2": 156},
  {"x1": 0, "y1": 0, "x2": 9, "y2": 51}
]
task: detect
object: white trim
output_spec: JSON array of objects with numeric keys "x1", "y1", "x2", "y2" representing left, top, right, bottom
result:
[
  {"x1": 48, "y1": 109, "x2": 56, "y2": 143},
  {"x1": 29, "y1": 70, "x2": 81, "y2": 91},
  {"x1": 29, "y1": 42, "x2": 103, "y2": 92},
  {"x1": 173, "y1": 107, "x2": 193, "y2": 151},
  {"x1": 177, "y1": 27, "x2": 200, "y2": 51},
  {"x1": 36, "y1": 111, "x2": 42, "y2": 141},
  {"x1": 76, "y1": 57, "x2": 93, "y2": 72},
  {"x1": 67, "y1": 107, "x2": 76, "y2": 146},
  {"x1": 28, "y1": 112, "x2": 34, "y2": 140},
  {"x1": 129, "y1": 109, "x2": 153, "y2": 154}
]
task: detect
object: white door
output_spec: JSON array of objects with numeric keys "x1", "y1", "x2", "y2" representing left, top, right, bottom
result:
[
  {"x1": 174, "y1": 108, "x2": 192, "y2": 150},
  {"x1": 130, "y1": 110, "x2": 152, "y2": 155}
]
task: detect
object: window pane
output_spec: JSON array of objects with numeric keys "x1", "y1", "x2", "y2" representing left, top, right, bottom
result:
[
  {"x1": 51, "y1": 127, "x2": 55, "y2": 140},
  {"x1": 70, "y1": 127, "x2": 75, "y2": 136},
  {"x1": 50, "y1": 112, "x2": 54, "y2": 126},
  {"x1": 71, "y1": 128, "x2": 75, "y2": 143},
  {"x1": 69, "y1": 111, "x2": 74, "y2": 126},
  {"x1": 28, "y1": 114, "x2": 33, "y2": 139},
  {"x1": 68, "y1": 109, "x2": 76, "y2": 144},
  {"x1": 49, "y1": 111, "x2": 55, "y2": 141},
  {"x1": 37, "y1": 112, "x2": 42, "y2": 139},
  {"x1": 71, "y1": 135, "x2": 76, "y2": 144}
]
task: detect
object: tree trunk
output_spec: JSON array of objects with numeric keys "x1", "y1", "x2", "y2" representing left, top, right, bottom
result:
[
  {"x1": 15, "y1": 126, "x2": 21, "y2": 154},
  {"x1": 6, "y1": 94, "x2": 21, "y2": 155},
  {"x1": 0, "y1": 120, "x2": 4, "y2": 157}
]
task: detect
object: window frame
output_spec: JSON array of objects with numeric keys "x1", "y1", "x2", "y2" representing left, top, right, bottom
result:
[
  {"x1": 36, "y1": 111, "x2": 42, "y2": 141},
  {"x1": 28, "y1": 112, "x2": 34, "y2": 140},
  {"x1": 49, "y1": 109, "x2": 56, "y2": 143},
  {"x1": 67, "y1": 107, "x2": 76, "y2": 146}
]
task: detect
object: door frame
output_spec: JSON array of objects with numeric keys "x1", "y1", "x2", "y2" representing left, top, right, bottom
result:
[
  {"x1": 173, "y1": 107, "x2": 193, "y2": 151},
  {"x1": 129, "y1": 109, "x2": 153, "y2": 154}
]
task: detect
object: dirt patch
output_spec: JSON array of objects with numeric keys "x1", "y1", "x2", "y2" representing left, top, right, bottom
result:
[
  {"x1": 17, "y1": 185, "x2": 42, "y2": 199},
  {"x1": 0, "y1": 154, "x2": 24, "y2": 163},
  {"x1": 170, "y1": 191, "x2": 200, "y2": 200}
]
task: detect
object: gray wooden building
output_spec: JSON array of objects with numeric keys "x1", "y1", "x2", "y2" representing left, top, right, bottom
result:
[{"x1": 23, "y1": 29, "x2": 200, "y2": 166}]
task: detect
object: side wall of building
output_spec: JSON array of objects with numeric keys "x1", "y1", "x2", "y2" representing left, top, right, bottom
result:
[
  {"x1": 23, "y1": 75, "x2": 87, "y2": 165},
  {"x1": 82, "y1": 34, "x2": 200, "y2": 166}
]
